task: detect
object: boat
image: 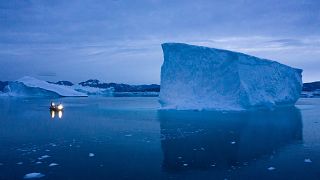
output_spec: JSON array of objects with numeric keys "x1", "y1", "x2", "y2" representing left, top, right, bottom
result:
[{"x1": 50, "y1": 102, "x2": 64, "y2": 111}]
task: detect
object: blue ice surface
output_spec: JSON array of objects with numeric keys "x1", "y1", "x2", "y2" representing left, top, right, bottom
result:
[{"x1": 0, "y1": 96, "x2": 319, "y2": 180}]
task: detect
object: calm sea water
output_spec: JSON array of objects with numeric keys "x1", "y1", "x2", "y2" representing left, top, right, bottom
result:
[{"x1": 0, "y1": 97, "x2": 319, "y2": 180}]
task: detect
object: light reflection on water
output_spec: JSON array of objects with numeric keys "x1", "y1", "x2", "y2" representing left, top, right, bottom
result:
[{"x1": 50, "y1": 110, "x2": 63, "y2": 119}]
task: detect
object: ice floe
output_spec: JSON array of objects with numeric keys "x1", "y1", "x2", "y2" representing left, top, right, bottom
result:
[
  {"x1": 38, "y1": 155, "x2": 50, "y2": 160},
  {"x1": 23, "y1": 173, "x2": 45, "y2": 179},
  {"x1": 268, "y1": 167, "x2": 276, "y2": 171},
  {"x1": 304, "y1": 158, "x2": 312, "y2": 163},
  {"x1": 49, "y1": 163, "x2": 59, "y2": 167}
]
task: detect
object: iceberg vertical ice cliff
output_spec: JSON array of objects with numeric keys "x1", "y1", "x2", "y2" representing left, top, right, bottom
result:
[
  {"x1": 5, "y1": 76, "x2": 87, "y2": 97},
  {"x1": 159, "y1": 43, "x2": 302, "y2": 110}
]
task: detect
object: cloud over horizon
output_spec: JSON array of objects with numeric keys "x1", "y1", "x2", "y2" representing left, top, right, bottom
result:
[{"x1": 0, "y1": 0, "x2": 319, "y2": 83}]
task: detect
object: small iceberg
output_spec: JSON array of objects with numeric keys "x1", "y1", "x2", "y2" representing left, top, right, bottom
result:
[
  {"x1": 4, "y1": 76, "x2": 87, "y2": 97},
  {"x1": 268, "y1": 167, "x2": 276, "y2": 171},
  {"x1": 89, "y1": 153, "x2": 95, "y2": 157},
  {"x1": 38, "y1": 155, "x2": 50, "y2": 160},
  {"x1": 23, "y1": 173, "x2": 45, "y2": 179},
  {"x1": 49, "y1": 163, "x2": 59, "y2": 167},
  {"x1": 304, "y1": 158, "x2": 312, "y2": 163}
]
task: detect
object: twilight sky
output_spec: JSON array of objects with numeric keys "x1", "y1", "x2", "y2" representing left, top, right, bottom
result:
[{"x1": 0, "y1": 0, "x2": 319, "y2": 84}]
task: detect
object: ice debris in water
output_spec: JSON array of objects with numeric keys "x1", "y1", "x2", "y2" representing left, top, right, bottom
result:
[
  {"x1": 49, "y1": 163, "x2": 59, "y2": 167},
  {"x1": 16, "y1": 162, "x2": 23, "y2": 165},
  {"x1": 230, "y1": 141, "x2": 236, "y2": 144},
  {"x1": 268, "y1": 167, "x2": 276, "y2": 171},
  {"x1": 304, "y1": 158, "x2": 312, "y2": 163},
  {"x1": 183, "y1": 163, "x2": 188, "y2": 167},
  {"x1": 89, "y1": 153, "x2": 95, "y2": 157},
  {"x1": 38, "y1": 155, "x2": 50, "y2": 160},
  {"x1": 23, "y1": 173, "x2": 45, "y2": 179}
]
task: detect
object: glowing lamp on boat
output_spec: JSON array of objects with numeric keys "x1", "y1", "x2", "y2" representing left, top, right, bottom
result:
[{"x1": 57, "y1": 104, "x2": 64, "y2": 110}]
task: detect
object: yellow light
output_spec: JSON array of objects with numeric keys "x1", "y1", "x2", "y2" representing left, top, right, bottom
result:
[
  {"x1": 58, "y1": 104, "x2": 63, "y2": 110},
  {"x1": 51, "y1": 110, "x2": 55, "y2": 118},
  {"x1": 58, "y1": 111, "x2": 63, "y2": 118}
]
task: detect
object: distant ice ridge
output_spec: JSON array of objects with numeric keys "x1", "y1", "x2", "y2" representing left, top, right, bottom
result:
[
  {"x1": 72, "y1": 84, "x2": 114, "y2": 96},
  {"x1": 4, "y1": 76, "x2": 87, "y2": 97},
  {"x1": 159, "y1": 43, "x2": 302, "y2": 110}
]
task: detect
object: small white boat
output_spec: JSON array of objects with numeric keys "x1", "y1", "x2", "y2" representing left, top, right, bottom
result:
[{"x1": 50, "y1": 102, "x2": 64, "y2": 111}]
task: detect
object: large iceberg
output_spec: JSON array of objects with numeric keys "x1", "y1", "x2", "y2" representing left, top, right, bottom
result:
[
  {"x1": 159, "y1": 43, "x2": 302, "y2": 110},
  {"x1": 4, "y1": 76, "x2": 87, "y2": 97}
]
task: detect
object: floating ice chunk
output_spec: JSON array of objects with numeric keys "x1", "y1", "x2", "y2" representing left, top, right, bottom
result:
[
  {"x1": 23, "y1": 173, "x2": 45, "y2": 179},
  {"x1": 49, "y1": 163, "x2": 59, "y2": 167},
  {"x1": 49, "y1": 143, "x2": 57, "y2": 147},
  {"x1": 38, "y1": 155, "x2": 50, "y2": 160},
  {"x1": 159, "y1": 43, "x2": 302, "y2": 110},
  {"x1": 183, "y1": 163, "x2": 188, "y2": 167},
  {"x1": 89, "y1": 153, "x2": 95, "y2": 157},
  {"x1": 304, "y1": 158, "x2": 312, "y2": 163},
  {"x1": 230, "y1": 141, "x2": 236, "y2": 144},
  {"x1": 268, "y1": 167, "x2": 276, "y2": 171},
  {"x1": 35, "y1": 161, "x2": 42, "y2": 164},
  {"x1": 178, "y1": 156, "x2": 182, "y2": 159},
  {"x1": 16, "y1": 162, "x2": 23, "y2": 165}
]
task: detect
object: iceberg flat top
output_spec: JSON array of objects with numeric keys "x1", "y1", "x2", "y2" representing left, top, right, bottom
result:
[
  {"x1": 159, "y1": 43, "x2": 302, "y2": 110},
  {"x1": 15, "y1": 76, "x2": 87, "y2": 97}
]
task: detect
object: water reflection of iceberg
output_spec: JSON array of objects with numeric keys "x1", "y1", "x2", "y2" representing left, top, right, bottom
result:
[{"x1": 158, "y1": 107, "x2": 302, "y2": 172}]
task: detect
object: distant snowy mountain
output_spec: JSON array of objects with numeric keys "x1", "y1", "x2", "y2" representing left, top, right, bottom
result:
[
  {"x1": 49, "y1": 81, "x2": 74, "y2": 86},
  {"x1": 72, "y1": 84, "x2": 114, "y2": 96},
  {"x1": 303, "y1": 81, "x2": 320, "y2": 92},
  {"x1": 79, "y1": 79, "x2": 160, "y2": 92},
  {"x1": 301, "y1": 81, "x2": 320, "y2": 98},
  {"x1": 0, "y1": 77, "x2": 159, "y2": 97}
]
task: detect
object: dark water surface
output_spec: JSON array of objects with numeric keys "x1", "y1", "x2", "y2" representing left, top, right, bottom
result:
[{"x1": 0, "y1": 97, "x2": 319, "y2": 180}]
